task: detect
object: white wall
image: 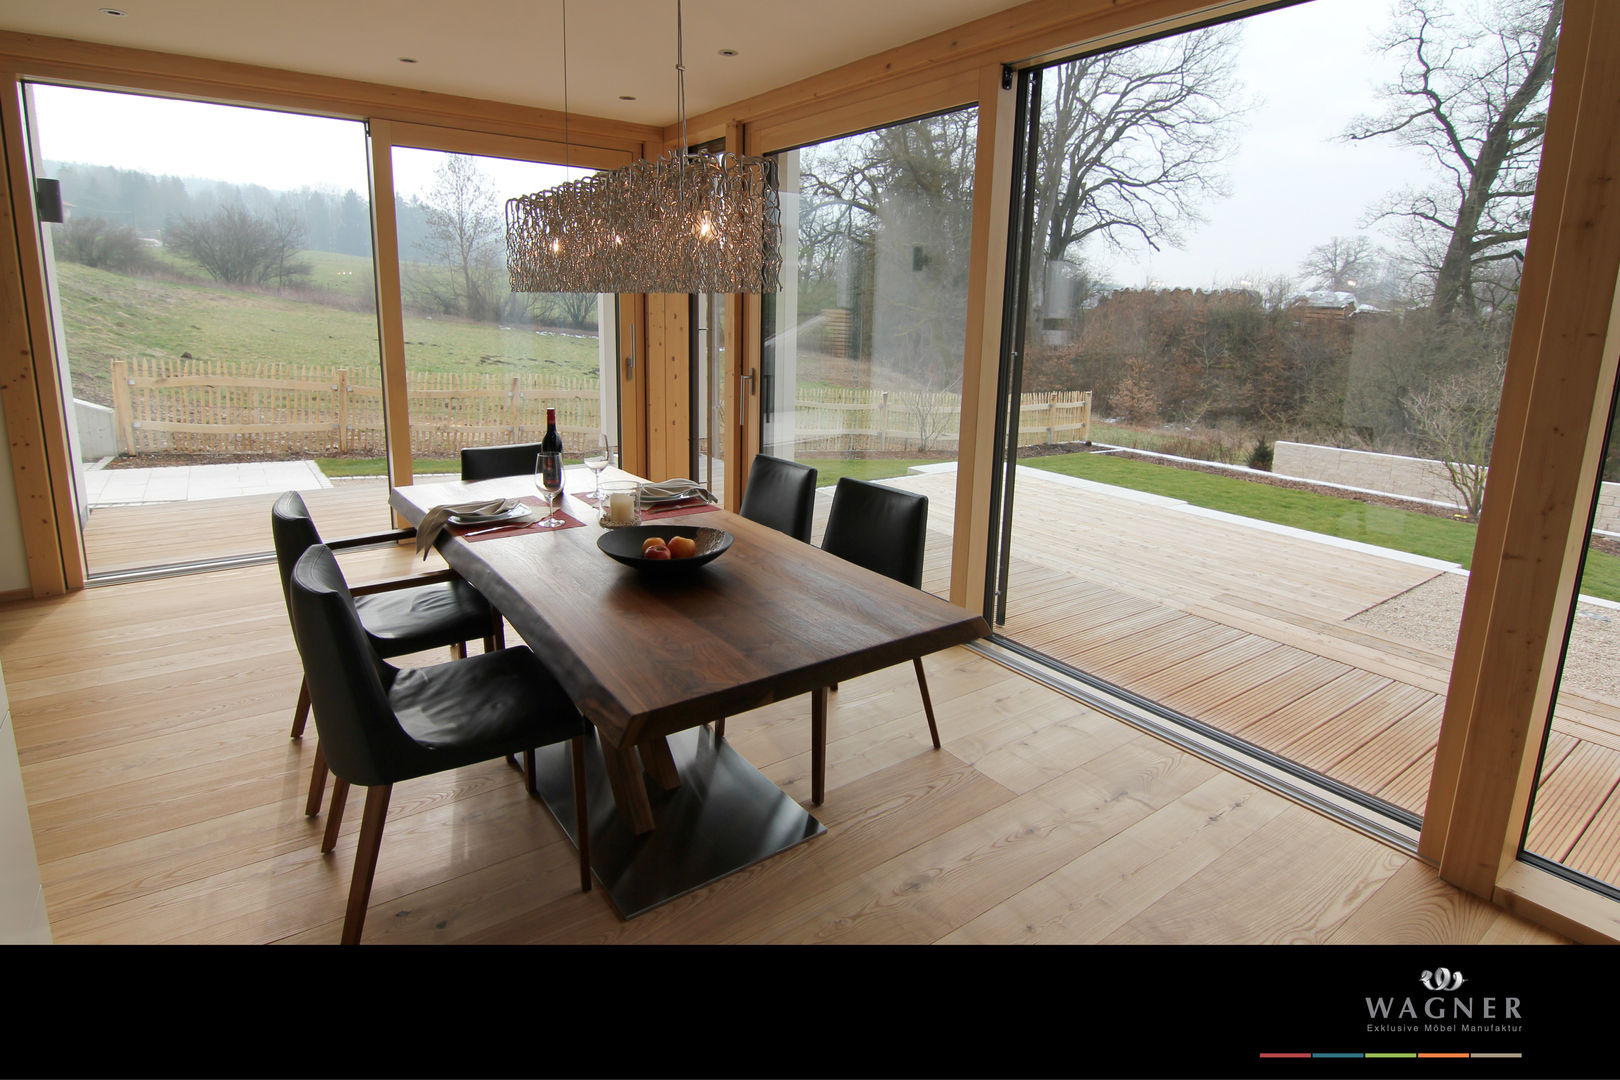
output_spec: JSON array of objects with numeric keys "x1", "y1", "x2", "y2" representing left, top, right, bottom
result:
[{"x1": 0, "y1": 656, "x2": 50, "y2": 943}]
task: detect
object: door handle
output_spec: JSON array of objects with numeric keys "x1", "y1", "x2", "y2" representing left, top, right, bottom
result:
[{"x1": 624, "y1": 323, "x2": 636, "y2": 380}]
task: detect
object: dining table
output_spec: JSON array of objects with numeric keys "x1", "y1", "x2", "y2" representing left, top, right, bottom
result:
[{"x1": 390, "y1": 468, "x2": 989, "y2": 914}]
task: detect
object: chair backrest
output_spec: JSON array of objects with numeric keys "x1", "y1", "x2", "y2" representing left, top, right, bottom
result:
[
  {"x1": 738, "y1": 454, "x2": 818, "y2": 543},
  {"x1": 820, "y1": 477, "x2": 928, "y2": 589},
  {"x1": 461, "y1": 442, "x2": 547, "y2": 482},
  {"x1": 271, "y1": 490, "x2": 323, "y2": 614},
  {"x1": 287, "y1": 544, "x2": 417, "y2": 787}
]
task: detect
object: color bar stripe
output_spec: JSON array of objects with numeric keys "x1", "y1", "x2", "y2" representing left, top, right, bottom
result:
[{"x1": 1259, "y1": 1051, "x2": 1523, "y2": 1060}]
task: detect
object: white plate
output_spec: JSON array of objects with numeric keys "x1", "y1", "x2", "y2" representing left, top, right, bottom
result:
[
  {"x1": 639, "y1": 489, "x2": 704, "y2": 506},
  {"x1": 449, "y1": 504, "x2": 525, "y2": 526}
]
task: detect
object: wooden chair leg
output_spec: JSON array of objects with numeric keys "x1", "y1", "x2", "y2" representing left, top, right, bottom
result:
[
  {"x1": 491, "y1": 611, "x2": 506, "y2": 651},
  {"x1": 525, "y1": 749, "x2": 538, "y2": 796},
  {"x1": 571, "y1": 736, "x2": 591, "y2": 893},
  {"x1": 322, "y1": 778, "x2": 351, "y2": 853},
  {"x1": 305, "y1": 742, "x2": 328, "y2": 817},
  {"x1": 714, "y1": 717, "x2": 726, "y2": 739},
  {"x1": 811, "y1": 686, "x2": 828, "y2": 806},
  {"x1": 341, "y1": 784, "x2": 391, "y2": 945},
  {"x1": 914, "y1": 656, "x2": 941, "y2": 750},
  {"x1": 290, "y1": 677, "x2": 311, "y2": 738},
  {"x1": 450, "y1": 641, "x2": 467, "y2": 660}
]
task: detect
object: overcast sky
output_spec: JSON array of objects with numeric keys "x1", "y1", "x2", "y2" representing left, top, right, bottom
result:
[{"x1": 25, "y1": 0, "x2": 1462, "y2": 288}]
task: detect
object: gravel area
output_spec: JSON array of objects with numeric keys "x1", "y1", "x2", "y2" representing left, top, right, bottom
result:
[{"x1": 1350, "y1": 571, "x2": 1620, "y2": 702}]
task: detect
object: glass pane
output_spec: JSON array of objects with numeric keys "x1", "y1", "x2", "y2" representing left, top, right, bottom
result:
[
  {"x1": 1525, "y1": 395, "x2": 1620, "y2": 890},
  {"x1": 994, "y1": 0, "x2": 1559, "y2": 820},
  {"x1": 696, "y1": 294, "x2": 727, "y2": 500},
  {"x1": 24, "y1": 84, "x2": 382, "y2": 577},
  {"x1": 389, "y1": 148, "x2": 616, "y2": 484},
  {"x1": 763, "y1": 107, "x2": 978, "y2": 597}
]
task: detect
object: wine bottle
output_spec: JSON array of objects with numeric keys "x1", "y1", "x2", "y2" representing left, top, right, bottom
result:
[{"x1": 541, "y1": 407, "x2": 564, "y2": 454}]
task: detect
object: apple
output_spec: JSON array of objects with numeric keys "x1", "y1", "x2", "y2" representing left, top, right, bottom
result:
[
  {"x1": 641, "y1": 536, "x2": 667, "y2": 555},
  {"x1": 643, "y1": 543, "x2": 672, "y2": 560},
  {"x1": 667, "y1": 536, "x2": 697, "y2": 559}
]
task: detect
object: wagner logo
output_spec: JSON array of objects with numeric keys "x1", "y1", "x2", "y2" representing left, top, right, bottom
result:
[
  {"x1": 1420, "y1": 968, "x2": 1465, "y2": 992},
  {"x1": 1365, "y1": 966, "x2": 1520, "y2": 1033}
]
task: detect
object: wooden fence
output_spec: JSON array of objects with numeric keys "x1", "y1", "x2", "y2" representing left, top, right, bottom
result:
[
  {"x1": 107, "y1": 358, "x2": 1090, "y2": 458},
  {"x1": 781, "y1": 387, "x2": 1091, "y2": 454},
  {"x1": 109, "y1": 358, "x2": 599, "y2": 457}
]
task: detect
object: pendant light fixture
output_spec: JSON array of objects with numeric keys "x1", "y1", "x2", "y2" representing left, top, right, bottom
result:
[{"x1": 506, "y1": 0, "x2": 783, "y2": 295}]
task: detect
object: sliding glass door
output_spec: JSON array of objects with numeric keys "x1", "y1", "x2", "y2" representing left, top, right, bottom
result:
[
  {"x1": 388, "y1": 146, "x2": 616, "y2": 481},
  {"x1": 22, "y1": 83, "x2": 382, "y2": 577},
  {"x1": 990, "y1": 0, "x2": 1563, "y2": 824},
  {"x1": 761, "y1": 107, "x2": 978, "y2": 596}
]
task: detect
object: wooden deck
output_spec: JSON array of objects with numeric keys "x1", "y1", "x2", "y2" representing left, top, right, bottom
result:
[
  {"x1": 74, "y1": 464, "x2": 1620, "y2": 890},
  {"x1": 875, "y1": 467, "x2": 1620, "y2": 890}
]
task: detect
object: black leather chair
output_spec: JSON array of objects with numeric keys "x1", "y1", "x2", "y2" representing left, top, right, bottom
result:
[
  {"x1": 461, "y1": 442, "x2": 547, "y2": 482},
  {"x1": 288, "y1": 544, "x2": 591, "y2": 944},
  {"x1": 272, "y1": 491, "x2": 503, "y2": 816},
  {"x1": 738, "y1": 454, "x2": 818, "y2": 543},
  {"x1": 713, "y1": 454, "x2": 820, "y2": 743},
  {"x1": 812, "y1": 477, "x2": 939, "y2": 803}
]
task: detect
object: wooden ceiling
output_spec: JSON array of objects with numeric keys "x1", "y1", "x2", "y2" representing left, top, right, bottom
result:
[{"x1": 0, "y1": 0, "x2": 1036, "y2": 125}]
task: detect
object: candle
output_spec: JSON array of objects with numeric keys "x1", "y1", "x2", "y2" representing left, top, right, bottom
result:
[{"x1": 609, "y1": 491, "x2": 633, "y2": 522}]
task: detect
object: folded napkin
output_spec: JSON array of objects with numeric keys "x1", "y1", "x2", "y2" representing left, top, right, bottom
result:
[
  {"x1": 415, "y1": 498, "x2": 527, "y2": 558},
  {"x1": 639, "y1": 479, "x2": 717, "y2": 504}
]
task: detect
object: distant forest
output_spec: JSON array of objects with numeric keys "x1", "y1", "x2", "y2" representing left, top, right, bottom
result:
[{"x1": 43, "y1": 160, "x2": 442, "y2": 261}]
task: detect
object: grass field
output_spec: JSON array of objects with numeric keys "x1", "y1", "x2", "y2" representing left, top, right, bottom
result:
[
  {"x1": 801, "y1": 456, "x2": 948, "y2": 487},
  {"x1": 57, "y1": 259, "x2": 602, "y2": 407},
  {"x1": 1025, "y1": 451, "x2": 1620, "y2": 603}
]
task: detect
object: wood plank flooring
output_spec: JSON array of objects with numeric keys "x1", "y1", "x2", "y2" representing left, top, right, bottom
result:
[
  {"x1": 0, "y1": 534, "x2": 1566, "y2": 944},
  {"x1": 878, "y1": 467, "x2": 1620, "y2": 889}
]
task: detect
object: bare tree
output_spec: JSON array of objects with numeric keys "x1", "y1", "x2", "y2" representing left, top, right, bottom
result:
[
  {"x1": 411, "y1": 154, "x2": 503, "y2": 321},
  {"x1": 1403, "y1": 354, "x2": 1507, "y2": 520},
  {"x1": 166, "y1": 204, "x2": 307, "y2": 287},
  {"x1": 1346, "y1": 0, "x2": 1562, "y2": 321},
  {"x1": 1029, "y1": 24, "x2": 1246, "y2": 315},
  {"x1": 797, "y1": 110, "x2": 977, "y2": 291},
  {"x1": 1300, "y1": 235, "x2": 1377, "y2": 292}
]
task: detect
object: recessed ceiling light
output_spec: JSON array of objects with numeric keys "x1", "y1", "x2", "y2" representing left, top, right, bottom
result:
[
  {"x1": 99, "y1": 7, "x2": 128, "y2": 15},
  {"x1": 619, "y1": 94, "x2": 637, "y2": 101},
  {"x1": 397, "y1": 57, "x2": 418, "y2": 63},
  {"x1": 718, "y1": 49, "x2": 739, "y2": 57}
]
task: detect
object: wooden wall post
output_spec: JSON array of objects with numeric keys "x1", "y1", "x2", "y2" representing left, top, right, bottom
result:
[{"x1": 950, "y1": 63, "x2": 1018, "y2": 611}]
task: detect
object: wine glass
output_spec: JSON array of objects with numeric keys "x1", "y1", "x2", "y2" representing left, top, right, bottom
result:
[
  {"x1": 583, "y1": 434, "x2": 610, "y2": 503},
  {"x1": 534, "y1": 451, "x2": 566, "y2": 529}
]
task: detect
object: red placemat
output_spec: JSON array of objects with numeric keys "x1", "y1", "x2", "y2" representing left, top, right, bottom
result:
[
  {"x1": 642, "y1": 499, "x2": 721, "y2": 522},
  {"x1": 450, "y1": 497, "x2": 585, "y2": 541}
]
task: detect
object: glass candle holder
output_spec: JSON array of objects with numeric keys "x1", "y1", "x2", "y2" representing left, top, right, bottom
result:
[{"x1": 599, "y1": 481, "x2": 641, "y2": 527}]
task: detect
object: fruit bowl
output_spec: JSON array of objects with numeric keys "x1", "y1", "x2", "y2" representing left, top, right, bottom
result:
[{"x1": 596, "y1": 525, "x2": 733, "y2": 572}]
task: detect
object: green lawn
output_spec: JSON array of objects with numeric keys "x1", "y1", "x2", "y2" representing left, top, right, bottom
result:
[
  {"x1": 1025, "y1": 451, "x2": 1620, "y2": 603},
  {"x1": 56, "y1": 260, "x2": 602, "y2": 406},
  {"x1": 803, "y1": 456, "x2": 948, "y2": 487}
]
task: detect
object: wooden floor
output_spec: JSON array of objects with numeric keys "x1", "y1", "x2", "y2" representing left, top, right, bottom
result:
[
  {"x1": 77, "y1": 465, "x2": 1620, "y2": 893},
  {"x1": 0, "y1": 520, "x2": 1565, "y2": 943}
]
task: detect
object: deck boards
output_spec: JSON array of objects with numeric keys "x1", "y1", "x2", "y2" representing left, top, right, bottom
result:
[{"x1": 876, "y1": 467, "x2": 1620, "y2": 887}]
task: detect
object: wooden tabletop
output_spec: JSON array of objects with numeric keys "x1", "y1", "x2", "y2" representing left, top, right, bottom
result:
[{"x1": 391, "y1": 474, "x2": 991, "y2": 752}]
